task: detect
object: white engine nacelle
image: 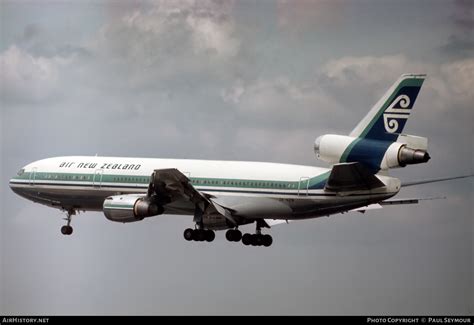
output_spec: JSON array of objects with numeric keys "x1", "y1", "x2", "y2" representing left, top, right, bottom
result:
[
  {"x1": 314, "y1": 134, "x2": 430, "y2": 170},
  {"x1": 103, "y1": 194, "x2": 164, "y2": 223},
  {"x1": 381, "y1": 141, "x2": 430, "y2": 169},
  {"x1": 314, "y1": 134, "x2": 355, "y2": 164}
]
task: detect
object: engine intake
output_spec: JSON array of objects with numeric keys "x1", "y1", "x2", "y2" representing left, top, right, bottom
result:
[{"x1": 103, "y1": 194, "x2": 164, "y2": 223}]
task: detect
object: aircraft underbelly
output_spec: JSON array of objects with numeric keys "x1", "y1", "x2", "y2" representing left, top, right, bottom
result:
[
  {"x1": 11, "y1": 184, "x2": 394, "y2": 220},
  {"x1": 208, "y1": 192, "x2": 394, "y2": 219}
]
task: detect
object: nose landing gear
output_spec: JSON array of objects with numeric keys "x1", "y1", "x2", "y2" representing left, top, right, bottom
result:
[{"x1": 61, "y1": 209, "x2": 75, "y2": 235}]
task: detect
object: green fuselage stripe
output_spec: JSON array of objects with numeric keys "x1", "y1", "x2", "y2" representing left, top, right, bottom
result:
[{"x1": 14, "y1": 171, "x2": 329, "y2": 190}]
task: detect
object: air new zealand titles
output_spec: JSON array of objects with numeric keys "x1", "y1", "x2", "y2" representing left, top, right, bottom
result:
[{"x1": 59, "y1": 161, "x2": 142, "y2": 170}]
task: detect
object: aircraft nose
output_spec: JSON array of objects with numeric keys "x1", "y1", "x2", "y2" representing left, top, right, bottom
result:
[
  {"x1": 9, "y1": 167, "x2": 26, "y2": 193},
  {"x1": 9, "y1": 175, "x2": 29, "y2": 200},
  {"x1": 9, "y1": 177, "x2": 18, "y2": 192}
]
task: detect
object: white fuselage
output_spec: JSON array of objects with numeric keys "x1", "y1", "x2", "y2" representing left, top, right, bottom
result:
[{"x1": 9, "y1": 156, "x2": 400, "y2": 221}]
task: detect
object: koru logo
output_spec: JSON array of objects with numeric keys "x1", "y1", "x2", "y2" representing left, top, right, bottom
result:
[{"x1": 383, "y1": 94, "x2": 411, "y2": 133}]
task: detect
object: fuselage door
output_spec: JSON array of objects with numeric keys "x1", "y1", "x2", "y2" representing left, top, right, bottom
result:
[
  {"x1": 93, "y1": 169, "x2": 103, "y2": 188},
  {"x1": 29, "y1": 167, "x2": 37, "y2": 186},
  {"x1": 298, "y1": 177, "x2": 310, "y2": 196}
]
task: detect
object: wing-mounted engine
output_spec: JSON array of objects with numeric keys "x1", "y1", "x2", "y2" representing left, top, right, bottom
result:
[
  {"x1": 314, "y1": 134, "x2": 430, "y2": 171},
  {"x1": 103, "y1": 194, "x2": 164, "y2": 223}
]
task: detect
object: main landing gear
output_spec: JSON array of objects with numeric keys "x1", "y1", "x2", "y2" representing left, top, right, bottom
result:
[
  {"x1": 183, "y1": 227, "x2": 215, "y2": 242},
  {"x1": 61, "y1": 209, "x2": 75, "y2": 235},
  {"x1": 226, "y1": 221, "x2": 273, "y2": 247},
  {"x1": 242, "y1": 233, "x2": 272, "y2": 247},
  {"x1": 184, "y1": 204, "x2": 215, "y2": 242}
]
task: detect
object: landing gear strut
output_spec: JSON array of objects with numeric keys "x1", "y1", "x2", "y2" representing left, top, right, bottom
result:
[
  {"x1": 242, "y1": 220, "x2": 273, "y2": 247},
  {"x1": 61, "y1": 209, "x2": 75, "y2": 236},
  {"x1": 184, "y1": 204, "x2": 215, "y2": 242}
]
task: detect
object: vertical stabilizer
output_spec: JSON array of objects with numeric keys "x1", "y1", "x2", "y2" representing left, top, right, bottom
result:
[{"x1": 349, "y1": 74, "x2": 426, "y2": 142}]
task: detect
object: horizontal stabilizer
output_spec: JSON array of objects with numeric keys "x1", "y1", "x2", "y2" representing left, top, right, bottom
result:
[
  {"x1": 351, "y1": 197, "x2": 445, "y2": 213},
  {"x1": 325, "y1": 162, "x2": 385, "y2": 192},
  {"x1": 380, "y1": 198, "x2": 419, "y2": 205},
  {"x1": 401, "y1": 174, "x2": 472, "y2": 187}
]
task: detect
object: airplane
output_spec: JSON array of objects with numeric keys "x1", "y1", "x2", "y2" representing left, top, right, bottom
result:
[{"x1": 8, "y1": 73, "x2": 471, "y2": 247}]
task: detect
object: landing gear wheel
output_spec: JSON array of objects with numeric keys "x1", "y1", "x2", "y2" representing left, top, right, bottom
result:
[
  {"x1": 226, "y1": 229, "x2": 242, "y2": 242},
  {"x1": 205, "y1": 230, "x2": 215, "y2": 242},
  {"x1": 254, "y1": 234, "x2": 263, "y2": 246},
  {"x1": 184, "y1": 228, "x2": 194, "y2": 241},
  {"x1": 185, "y1": 227, "x2": 215, "y2": 243},
  {"x1": 193, "y1": 229, "x2": 206, "y2": 241},
  {"x1": 61, "y1": 225, "x2": 73, "y2": 235},
  {"x1": 242, "y1": 233, "x2": 252, "y2": 246},
  {"x1": 262, "y1": 234, "x2": 273, "y2": 247},
  {"x1": 233, "y1": 230, "x2": 242, "y2": 242}
]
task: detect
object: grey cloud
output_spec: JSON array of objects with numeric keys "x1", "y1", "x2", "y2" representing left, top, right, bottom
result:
[
  {"x1": 56, "y1": 44, "x2": 92, "y2": 59},
  {"x1": 439, "y1": 35, "x2": 474, "y2": 59},
  {"x1": 437, "y1": 0, "x2": 474, "y2": 59},
  {"x1": 21, "y1": 23, "x2": 43, "y2": 42},
  {"x1": 17, "y1": 23, "x2": 80, "y2": 59},
  {"x1": 453, "y1": 0, "x2": 474, "y2": 30},
  {"x1": 454, "y1": 15, "x2": 474, "y2": 30},
  {"x1": 0, "y1": 46, "x2": 69, "y2": 104}
]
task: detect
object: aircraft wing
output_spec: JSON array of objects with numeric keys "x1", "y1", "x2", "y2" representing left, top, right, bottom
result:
[
  {"x1": 148, "y1": 168, "x2": 208, "y2": 206},
  {"x1": 325, "y1": 162, "x2": 385, "y2": 192},
  {"x1": 148, "y1": 168, "x2": 238, "y2": 224}
]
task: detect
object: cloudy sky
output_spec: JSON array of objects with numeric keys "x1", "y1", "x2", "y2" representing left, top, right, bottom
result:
[{"x1": 1, "y1": 0, "x2": 473, "y2": 315}]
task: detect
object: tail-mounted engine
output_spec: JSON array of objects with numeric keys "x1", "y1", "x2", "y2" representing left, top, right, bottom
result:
[
  {"x1": 103, "y1": 194, "x2": 164, "y2": 223},
  {"x1": 314, "y1": 134, "x2": 430, "y2": 171},
  {"x1": 384, "y1": 140, "x2": 431, "y2": 168}
]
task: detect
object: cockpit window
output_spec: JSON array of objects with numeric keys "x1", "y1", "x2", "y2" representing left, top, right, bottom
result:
[{"x1": 17, "y1": 168, "x2": 25, "y2": 176}]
